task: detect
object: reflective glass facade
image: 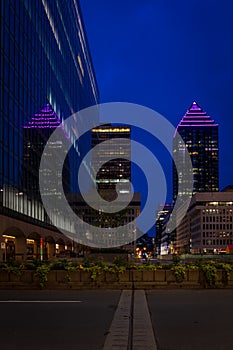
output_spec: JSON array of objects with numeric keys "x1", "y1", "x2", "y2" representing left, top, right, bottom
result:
[
  {"x1": 0, "y1": 0, "x2": 99, "y2": 230},
  {"x1": 23, "y1": 103, "x2": 71, "y2": 198}
]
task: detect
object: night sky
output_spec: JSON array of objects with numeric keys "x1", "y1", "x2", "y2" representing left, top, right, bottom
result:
[{"x1": 79, "y1": 0, "x2": 233, "y2": 234}]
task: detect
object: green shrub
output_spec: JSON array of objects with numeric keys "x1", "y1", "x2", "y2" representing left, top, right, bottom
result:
[
  {"x1": 171, "y1": 265, "x2": 186, "y2": 283},
  {"x1": 35, "y1": 264, "x2": 50, "y2": 288},
  {"x1": 88, "y1": 265, "x2": 103, "y2": 282},
  {"x1": 23, "y1": 262, "x2": 37, "y2": 270},
  {"x1": 216, "y1": 263, "x2": 232, "y2": 284},
  {"x1": 103, "y1": 265, "x2": 126, "y2": 273},
  {"x1": 64, "y1": 264, "x2": 78, "y2": 282},
  {"x1": 50, "y1": 259, "x2": 69, "y2": 270},
  {"x1": 185, "y1": 263, "x2": 198, "y2": 270},
  {"x1": 200, "y1": 262, "x2": 217, "y2": 288},
  {"x1": 3, "y1": 264, "x2": 23, "y2": 276},
  {"x1": 172, "y1": 255, "x2": 181, "y2": 265},
  {"x1": 0, "y1": 262, "x2": 7, "y2": 269},
  {"x1": 113, "y1": 257, "x2": 127, "y2": 267}
]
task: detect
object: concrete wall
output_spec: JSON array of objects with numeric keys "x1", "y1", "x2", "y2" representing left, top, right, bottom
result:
[{"x1": 0, "y1": 269, "x2": 233, "y2": 289}]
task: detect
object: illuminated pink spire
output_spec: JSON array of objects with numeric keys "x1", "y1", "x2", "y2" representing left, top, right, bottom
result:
[
  {"x1": 178, "y1": 101, "x2": 218, "y2": 127},
  {"x1": 189, "y1": 101, "x2": 202, "y2": 111},
  {"x1": 23, "y1": 103, "x2": 61, "y2": 129}
]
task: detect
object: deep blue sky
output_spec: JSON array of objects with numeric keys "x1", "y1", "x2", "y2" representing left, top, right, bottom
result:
[{"x1": 79, "y1": 0, "x2": 233, "y2": 233}]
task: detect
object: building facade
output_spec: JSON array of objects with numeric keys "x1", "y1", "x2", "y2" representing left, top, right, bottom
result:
[
  {"x1": 176, "y1": 188, "x2": 233, "y2": 254},
  {"x1": 0, "y1": 0, "x2": 99, "y2": 260},
  {"x1": 67, "y1": 192, "x2": 140, "y2": 251},
  {"x1": 91, "y1": 125, "x2": 131, "y2": 194},
  {"x1": 23, "y1": 103, "x2": 71, "y2": 198},
  {"x1": 160, "y1": 102, "x2": 219, "y2": 255},
  {"x1": 90, "y1": 124, "x2": 140, "y2": 250},
  {"x1": 155, "y1": 203, "x2": 173, "y2": 255},
  {"x1": 173, "y1": 102, "x2": 219, "y2": 202}
]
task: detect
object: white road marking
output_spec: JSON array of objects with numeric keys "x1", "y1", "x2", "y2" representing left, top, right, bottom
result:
[{"x1": 0, "y1": 300, "x2": 82, "y2": 303}]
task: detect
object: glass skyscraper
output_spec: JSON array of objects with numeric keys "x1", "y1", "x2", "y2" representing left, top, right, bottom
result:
[
  {"x1": 0, "y1": 0, "x2": 99, "y2": 228},
  {"x1": 23, "y1": 103, "x2": 71, "y2": 198},
  {"x1": 173, "y1": 102, "x2": 219, "y2": 202}
]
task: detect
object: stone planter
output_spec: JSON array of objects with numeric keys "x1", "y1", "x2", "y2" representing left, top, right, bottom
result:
[
  {"x1": 132, "y1": 270, "x2": 143, "y2": 282},
  {"x1": 56, "y1": 270, "x2": 68, "y2": 282},
  {"x1": 142, "y1": 271, "x2": 154, "y2": 282},
  {"x1": 1, "y1": 268, "x2": 233, "y2": 289},
  {"x1": 69, "y1": 271, "x2": 81, "y2": 282},
  {"x1": 165, "y1": 270, "x2": 176, "y2": 282},
  {"x1": 154, "y1": 270, "x2": 166, "y2": 282},
  {"x1": 9, "y1": 272, "x2": 21, "y2": 282},
  {"x1": 105, "y1": 272, "x2": 119, "y2": 282},
  {"x1": 188, "y1": 270, "x2": 199, "y2": 283},
  {"x1": 228, "y1": 271, "x2": 233, "y2": 286},
  {"x1": 118, "y1": 271, "x2": 130, "y2": 282},
  {"x1": 216, "y1": 270, "x2": 223, "y2": 283},
  {"x1": 20, "y1": 270, "x2": 33, "y2": 283},
  {"x1": 80, "y1": 271, "x2": 92, "y2": 283},
  {"x1": 0, "y1": 270, "x2": 9, "y2": 282}
]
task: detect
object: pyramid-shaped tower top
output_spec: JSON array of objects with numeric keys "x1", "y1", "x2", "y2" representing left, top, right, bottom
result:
[
  {"x1": 189, "y1": 101, "x2": 202, "y2": 110},
  {"x1": 23, "y1": 103, "x2": 61, "y2": 129},
  {"x1": 177, "y1": 101, "x2": 218, "y2": 128}
]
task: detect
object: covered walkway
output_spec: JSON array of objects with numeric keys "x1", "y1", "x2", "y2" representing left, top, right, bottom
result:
[{"x1": 0, "y1": 214, "x2": 85, "y2": 261}]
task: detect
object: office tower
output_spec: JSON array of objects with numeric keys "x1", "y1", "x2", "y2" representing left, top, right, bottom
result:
[
  {"x1": 82, "y1": 124, "x2": 140, "y2": 249},
  {"x1": 91, "y1": 125, "x2": 131, "y2": 195},
  {"x1": 173, "y1": 102, "x2": 219, "y2": 202},
  {"x1": 0, "y1": 0, "x2": 98, "y2": 212},
  {"x1": 0, "y1": 0, "x2": 98, "y2": 259},
  {"x1": 23, "y1": 103, "x2": 70, "y2": 199}
]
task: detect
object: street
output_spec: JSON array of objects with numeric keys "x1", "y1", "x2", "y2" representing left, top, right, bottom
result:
[
  {"x1": 147, "y1": 290, "x2": 233, "y2": 350},
  {"x1": 0, "y1": 289, "x2": 233, "y2": 349},
  {"x1": 0, "y1": 290, "x2": 121, "y2": 350}
]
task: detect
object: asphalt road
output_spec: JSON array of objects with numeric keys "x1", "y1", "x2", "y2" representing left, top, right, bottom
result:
[
  {"x1": 1, "y1": 289, "x2": 233, "y2": 350},
  {"x1": 0, "y1": 290, "x2": 121, "y2": 350},
  {"x1": 147, "y1": 290, "x2": 233, "y2": 350}
]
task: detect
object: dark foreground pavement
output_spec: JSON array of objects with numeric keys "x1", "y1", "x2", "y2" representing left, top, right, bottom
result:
[
  {"x1": 1, "y1": 289, "x2": 233, "y2": 350},
  {"x1": 0, "y1": 290, "x2": 121, "y2": 350},
  {"x1": 147, "y1": 290, "x2": 233, "y2": 350}
]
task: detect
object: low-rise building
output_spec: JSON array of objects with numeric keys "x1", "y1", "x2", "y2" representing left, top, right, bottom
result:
[
  {"x1": 176, "y1": 187, "x2": 233, "y2": 254},
  {"x1": 67, "y1": 191, "x2": 140, "y2": 252}
]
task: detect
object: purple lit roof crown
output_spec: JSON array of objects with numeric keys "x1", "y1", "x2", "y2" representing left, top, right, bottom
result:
[
  {"x1": 23, "y1": 104, "x2": 61, "y2": 129},
  {"x1": 177, "y1": 101, "x2": 218, "y2": 128}
]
